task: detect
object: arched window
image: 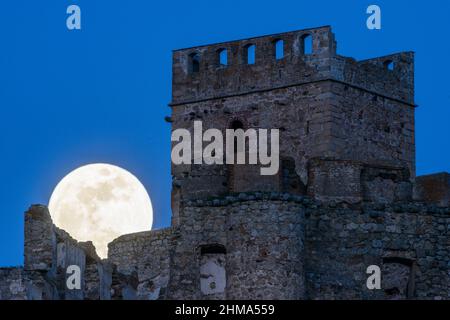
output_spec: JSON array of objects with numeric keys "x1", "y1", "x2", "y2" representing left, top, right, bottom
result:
[
  {"x1": 218, "y1": 48, "x2": 228, "y2": 66},
  {"x1": 301, "y1": 34, "x2": 313, "y2": 55},
  {"x1": 384, "y1": 60, "x2": 394, "y2": 71},
  {"x1": 230, "y1": 119, "x2": 244, "y2": 130},
  {"x1": 245, "y1": 44, "x2": 256, "y2": 64},
  {"x1": 274, "y1": 39, "x2": 284, "y2": 60},
  {"x1": 189, "y1": 53, "x2": 200, "y2": 73}
]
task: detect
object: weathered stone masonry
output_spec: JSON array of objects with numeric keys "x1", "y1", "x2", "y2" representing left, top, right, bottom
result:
[{"x1": 0, "y1": 26, "x2": 448, "y2": 299}]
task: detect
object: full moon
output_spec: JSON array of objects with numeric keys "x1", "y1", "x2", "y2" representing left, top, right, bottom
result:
[{"x1": 49, "y1": 163, "x2": 153, "y2": 259}]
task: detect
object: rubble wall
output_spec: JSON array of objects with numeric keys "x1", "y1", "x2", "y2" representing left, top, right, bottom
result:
[
  {"x1": 168, "y1": 195, "x2": 306, "y2": 299},
  {"x1": 305, "y1": 202, "x2": 450, "y2": 300}
]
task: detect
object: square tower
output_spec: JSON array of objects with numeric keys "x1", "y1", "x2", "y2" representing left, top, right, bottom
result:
[{"x1": 169, "y1": 26, "x2": 415, "y2": 211}]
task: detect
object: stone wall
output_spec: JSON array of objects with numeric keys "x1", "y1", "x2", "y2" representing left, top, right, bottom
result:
[
  {"x1": 1, "y1": 196, "x2": 449, "y2": 300},
  {"x1": 103, "y1": 193, "x2": 450, "y2": 300},
  {"x1": 305, "y1": 201, "x2": 450, "y2": 300},
  {"x1": 168, "y1": 196, "x2": 306, "y2": 299},
  {"x1": 308, "y1": 158, "x2": 412, "y2": 203},
  {"x1": 108, "y1": 228, "x2": 173, "y2": 300},
  {"x1": 414, "y1": 172, "x2": 450, "y2": 207},
  {"x1": 0, "y1": 268, "x2": 27, "y2": 300},
  {"x1": 328, "y1": 81, "x2": 415, "y2": 177},
  {"x1": 0, "y1": 205, "x2": 112, "y2": 300},
  {"x1": 171, "y1": 26, "x2": 336, "y2": 105},
  {"x1": 107, "y1": 195, "x2": 306, "y2": 300},
  {"x1": 332, "y1": 52, "x2": 414, "y2": 105},
  {"x1": 170, "y1": 81, "x2": 333, "y2": 203}
]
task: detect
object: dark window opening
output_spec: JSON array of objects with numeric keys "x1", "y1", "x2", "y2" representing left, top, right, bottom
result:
[
  {"x1": 274, "y1": 39, "x2": 284, "y2": 60},
  {"x1": 281, "y1": 158, "x2": 306, "y2": 195},
  {"x1": 383, "y1": 257, "x2": 413, "y2": 266},
  {"x1": 218, "y1": 48, "x2": 228, "y2": 66},
  {"x1": 384, "y1": 60, "x2": 394, "y2": 71},
  {"x1": 200, "y1": 244, "x2": 227, "y2": 255},
  {"x1": 301, "y1": 34, "x2": 313, "y2": 55},
  {"x1": 385, "y1": 287, "x2": 400, "y2": 296},
  {"x1": 245, "y1": 44, "x2": 256, "y2": 64},
  {"x1": 230, "y1": 119, "x2": 244, "y2": 130},
  {"x1": 189, "y1": 53, "x2": 200, "y2": 73}
]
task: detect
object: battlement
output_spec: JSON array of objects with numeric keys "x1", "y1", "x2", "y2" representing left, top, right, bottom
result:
[
  {"x1": 171, "y1": 26, "x2": 336, "y2": 105},
  {"x1": 332, "y1": 51, "x2": 415, "y2": 105},
  {"x1": 171, "y1": 26, "x2": 414, "y2": 106}
]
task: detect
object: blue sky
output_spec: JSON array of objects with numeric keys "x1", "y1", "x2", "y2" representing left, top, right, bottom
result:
[{"x1": 1, "y1": 0, "x2": 449, "y2": 266}]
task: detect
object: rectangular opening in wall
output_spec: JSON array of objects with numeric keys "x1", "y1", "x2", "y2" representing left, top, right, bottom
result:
[
  {"x1": 246, "y1": 44, "x2": 255, "y2": 65},
  {"x1": 382, "y1": 257, "x2": 415, "y2": 299},
  {"x1": 199, "y1": 244, "x2": 226, "y2": 296},
  {"x1": 302, "y1": 34, "x2": 313, "y2": 55},
  {"x1": 275, "y1": 40, "x2": 284, "y2": 60}
]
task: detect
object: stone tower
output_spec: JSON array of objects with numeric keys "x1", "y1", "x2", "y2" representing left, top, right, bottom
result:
[{"x1": 170, "y1": 25, "x2": 415, "y2": 220}]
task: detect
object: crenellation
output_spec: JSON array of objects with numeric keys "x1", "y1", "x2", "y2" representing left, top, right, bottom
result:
[{"x1": 172, "y1": 26, "x2": 336, "y2": 105}]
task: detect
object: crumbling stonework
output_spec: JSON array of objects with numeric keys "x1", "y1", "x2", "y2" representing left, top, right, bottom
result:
[
  {"x1": 108, "y1": 228, "x2": 173, "y2": 300},
  {"x1": 1, "y1": 205, "x2": 114, "y2": 300},
  {"x1": 166, "y1": 198, "x2": 305, "y2": 299},
  {"x1": 0, "y1": 268, "x2": 27, "y2": 300},
  {"x1": 305, "y1": 201, "x2": 449, "y2": 299},
  {"x1": 1, "y1": 26, "x2": 449, "y2": 300}
]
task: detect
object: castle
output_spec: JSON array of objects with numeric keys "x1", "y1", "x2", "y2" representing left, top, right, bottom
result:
[{"x1": 1, "y1": 26, "x2": 449, "y2": 300}]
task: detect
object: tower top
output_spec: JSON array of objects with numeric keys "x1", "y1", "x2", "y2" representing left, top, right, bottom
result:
[{"x1": 171, "y1": 26, "x2": 414, "y2": 107}]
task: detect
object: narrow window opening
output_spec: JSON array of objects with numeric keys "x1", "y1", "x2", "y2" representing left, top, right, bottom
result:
[
  {"x1": 301, "y1": 34, "x2": 313, "y2": 55},
  {"x1": 189, "y1": 53, "x2": 200, "y2": 73},
  {"x1": 230, "y1": 119, "x2": 244, "y2": 154},
  {"x1": 274, "y1": 39, "x2": 284, "y2": 60},
  {"x1": 246, "y1": 44, "x2": 255, "y2": 64},
  {"x1": 218, "y1": 49, "x2": 228, "y2": 66}
]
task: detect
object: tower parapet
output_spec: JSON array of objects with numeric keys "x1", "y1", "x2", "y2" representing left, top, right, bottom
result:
[{"x1": 171, "y1": 26, "x2": 336, "y2": 105}]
